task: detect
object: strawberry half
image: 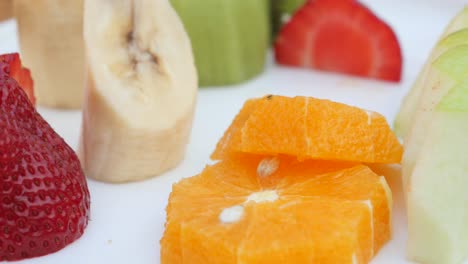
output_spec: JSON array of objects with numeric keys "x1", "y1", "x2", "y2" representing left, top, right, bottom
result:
[
  {"x1": 0, "y1": 53, "x2": 36, "y2": 105},
  {"x1": 0, "y1": 58, "x2": 90, "y2": 260},
  {"x1": 274, "y1": 0, "x2": 403, "y2": 82}
]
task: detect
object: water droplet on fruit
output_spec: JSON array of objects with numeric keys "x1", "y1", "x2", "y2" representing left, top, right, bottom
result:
[
  {"x1": 257, "y1": 157, "x2": 280, "y2": 178},
  {"x1": 219, "y1": 205, "x2": 244, "y2": 224}
]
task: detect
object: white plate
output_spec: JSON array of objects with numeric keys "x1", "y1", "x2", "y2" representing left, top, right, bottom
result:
[{"x1": 0, "y1": 1, "x2": 467, "y2": 263}]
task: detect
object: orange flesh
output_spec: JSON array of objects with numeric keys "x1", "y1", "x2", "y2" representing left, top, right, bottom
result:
[
  {"x1": 163, "y1": 95, "x2": 397, "y2": 263},
  {"x1": 161, "y1": 156, "x2": 392, "y2": 264},
  {"x1": 212, "y1": 96, "x2": 402, "y2": 164}
]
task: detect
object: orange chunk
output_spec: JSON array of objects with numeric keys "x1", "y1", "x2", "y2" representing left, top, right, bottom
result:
[
  {"x1": 212, "y1": 95, "x2": 402, "y2": 164},
  {"x1": 161, "y1": 156, "x2": 392, "y2": 264}
]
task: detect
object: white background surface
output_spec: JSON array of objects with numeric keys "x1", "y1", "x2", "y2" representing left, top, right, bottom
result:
[{"x1": 0, "y1": 1, "x2": 467, "y2": 263}]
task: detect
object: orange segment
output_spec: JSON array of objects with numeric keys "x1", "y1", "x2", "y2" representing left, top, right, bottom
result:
[
  {"x1": 161, "y1": 156, "x2": 392, "y2": 263},
  {"x1": 212, "y1": 99, "x2": 259, "y2": 160},
  {"x1": 238, "y1": 96, "x2": 309, "y2": 158},
  {"x1": 180, "y1": 206, "x2": 252, "y2": 264},
  {"x1": 305, "y1": 99, "x2": 400, "y2": 163},
  {"x1": 239, "y1": 198, "x2": 372, "y2": 264},
  {"x1": 162, "y1": 187, "x2": 246, "y2": 263},
  {"x1": 238, "y1": 200, "x2": 316, "y2": 263},
  {"x1": 279, "y1": 165, "x2": 392, "y2": 254},
  {"x1": 211, "y1": 95, "x2": 402, "y2": 163}
]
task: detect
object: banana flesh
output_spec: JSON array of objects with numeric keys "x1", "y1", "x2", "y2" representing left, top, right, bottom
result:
[
  {"x1": 14, "y1": 0, "x2": 85, "y2": 109},
  {"x1": 80, "y1": 0, "x2": 198, "y2": 183},
  {"x1": 0, "y1": 0, "x2": 13, "y2": 21}
]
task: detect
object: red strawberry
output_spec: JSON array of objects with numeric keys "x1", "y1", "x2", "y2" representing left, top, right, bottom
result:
[
  {"x1": 0, "y1": 57, "x2": 90, "y2": 261},
  {"x1": 0, "y1": 53, "x2": 36, "y2": 105},
  {"x1": 274, "y1": 0, "x2": 402, "y2": 82}
]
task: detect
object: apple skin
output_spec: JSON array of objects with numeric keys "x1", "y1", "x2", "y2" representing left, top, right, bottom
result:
[
  {"x1": 394, "y1": 7, "x2": 468, "y2": 138},
  {"x1": 403, "y1": 45, "x2": 468, "y2": 194}
]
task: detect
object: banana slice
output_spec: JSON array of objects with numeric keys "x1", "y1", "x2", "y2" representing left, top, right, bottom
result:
[
  {"x1": 80, "y1": 0, "x2": 198, "y2": 183},
  {"x1": 0, "y1": 0, "x2": 13, "y2": 21},
  {"x1": 14, "y1": 0, "x2": 85, "y2": 109}
]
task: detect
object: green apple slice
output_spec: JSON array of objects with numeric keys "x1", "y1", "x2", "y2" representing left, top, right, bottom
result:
[
  {"x1": 407, "y1": 80, "x2": 468, "y2": 264},
  {"x1": 394, "y1": 7, "x2": 468, "y2": 138},
  {"x1": 170, "y1": 0, "x2": 270, "y2": 86},
  {"x1": 403, "y1": 45, "x2": 468, "y2": 192}
]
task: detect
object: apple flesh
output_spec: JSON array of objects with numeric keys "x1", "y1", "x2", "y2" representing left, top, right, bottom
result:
[
  {"x1": 407, "y1": 80, "x2": 468, "y2": 264},
  {"x1": 403, "y1": 45, "x2": 468, "y2": 192}
]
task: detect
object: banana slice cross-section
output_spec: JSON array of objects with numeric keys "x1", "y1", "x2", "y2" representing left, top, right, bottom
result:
[{"x1": 80, "y1": 0, "x2": 198, "y2": 183}]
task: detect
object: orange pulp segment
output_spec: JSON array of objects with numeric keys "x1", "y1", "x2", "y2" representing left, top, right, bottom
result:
[
  {"x1": 161, "y1": 155, "x2": 392, "y2": 264},
  {"x1": 211, "y1": 95, "x2": 402, "y2": 164}
]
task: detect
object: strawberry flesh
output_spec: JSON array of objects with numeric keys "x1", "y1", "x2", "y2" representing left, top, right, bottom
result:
[
  {"x1": 0, "y1": 59, "x2": 90, "y2": 261},
  {"x1": 274, "y1": 0, "x2": 403, "y2": 82},
  {"x1": 0, "y1": 53, "x2": 36, "y2": 105}
]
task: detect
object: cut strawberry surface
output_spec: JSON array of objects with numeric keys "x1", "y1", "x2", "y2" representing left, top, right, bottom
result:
[
  {"x1": 0, "y1": 53, "x2": 36, "y2": 105},
  {"x1": 274, "y1": 0, "x2": 402, "y2": 82},
  {"x1": 0, "y1": 64, "x2": 90, "y2": 260}
]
